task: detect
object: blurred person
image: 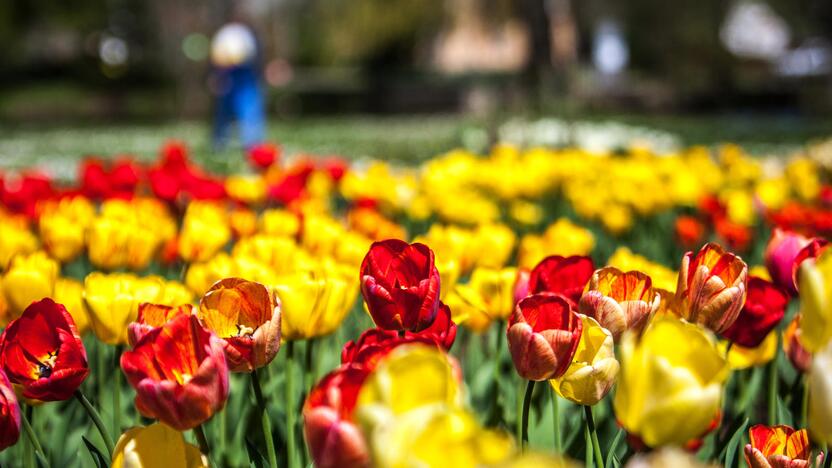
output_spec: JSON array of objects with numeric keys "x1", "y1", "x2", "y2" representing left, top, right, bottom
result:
[{"x1": 210, "y1": 21, "x2": 265, "y2": 150}]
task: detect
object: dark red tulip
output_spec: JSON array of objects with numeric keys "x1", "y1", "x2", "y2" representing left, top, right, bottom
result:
[
  {"x1": 360, "y1": 239, "x2": 441, "y2": 332},
  {"x1": 247, "y1": 143, "x2": 281, "y2": 170},
  {"x1": 340, "y1": 329, "x2": 435, "y2": 368},
  {"x1": 721, "y1": 277, "x2": 788, "y2": 348},
  {"x1": 528, "y1": 255, "x2": 595, "y2": 306},
  {"x1": 0, "y1": 370, "x2": 20, "y2": 451},
  {"x1": 0, "y1": 299, "x2": 89, "y2": 401},
  {"x1": 408, "y1": 301, "x2": 456, "y2": 350}
]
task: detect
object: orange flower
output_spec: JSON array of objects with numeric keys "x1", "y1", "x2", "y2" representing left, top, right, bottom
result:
[
  {"x1": 197, "y1": 278, "x2": 281, "y2": 372},
  {"x1": 676, "y1": 242, "x2": 748, "y2": 333},
  {"x1": 744, "y1": 424, "x2": 823, "y2": 468},
  {"x1": 578, "y1": 267, "x2": 660, "y2": 341},
  {"x1": 128, "y1": 303, "x2": 194, "y2": 347}
]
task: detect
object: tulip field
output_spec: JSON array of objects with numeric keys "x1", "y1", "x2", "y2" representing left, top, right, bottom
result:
[{"x1": 1, "y1": 135, "x2": 832, "y2": 468}]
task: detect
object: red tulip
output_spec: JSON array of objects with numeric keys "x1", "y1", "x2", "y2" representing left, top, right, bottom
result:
[
  {"x1": 247, "y1": 143, "x2": 281, "y2": 170},
  {"x1": 360, "y1": 240, "x2": 441, "y2": 332},
  {"x1": 721, "y1": 277, "x2": 788, "y2": 348},
  {"x1": 340, "y1": 329, "x2": 436, "y2": 368},
  {"x1": 765, "y1": 229, "x2": 825, "y2": 296},
  {"x1": 528, "y1": 255, "x2": 595, "y2": 306},
  {"x1": 303, "y1": 365, "x2": 370, "y2": 468},
  {"x1": 745, "y1": 424, "x2": 824, "y2": 468},
  {"x1": 0, "y1": 299, "x2": 88, "y2": 401},
  {"x1": 791, "y1": 238, "x2": 829, "y2": 293},
  {"x1": 127, "y1": 303, "x2": 194, "y2": 347},
  {"x1": 675, "y1": 215, "x2": 706, "y2": 248},
  {"x1": 407, "y1": 302, "x2": 456, "y2": 350},
  {"x1": 513, "y1": 268, "x2": 531, "y2": 305},
  {"x1": 121, "y1": 314, "x2": 229, "y2": 431},
  {"x1": 507, "y1": 293, "x2": 583, "y2": 381},
  {"x1": 0, "y1": 370, "x2": 20, "y2": 451}
]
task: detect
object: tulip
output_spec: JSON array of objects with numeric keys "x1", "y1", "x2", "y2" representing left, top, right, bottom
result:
[
  {"x1": 0, "y1": 223, "x2": 38, "y2": 271},
  {"x1": 178, "y1": 202, "x2": 231, "y2": 263},
  {"x1": 273, "y1": 261, "x2": 358, "y2": 341},
  {"x1": 0, "y1": 370, "x2": 20, "y2": 451},
  {"x1": 197, "y1": 278, "x2": 281, "y2": 372},
  {"x1": 83, "y1": 273, "x2": 167, "y2": 346},
  {"x1": 0, "y1": 298, "x2": 89, "y2": 401},
  {"x1": 121, "y1": 314, "x2": 229, "y2": 431},
  {"x1": 744, "y1": 424, "x2": 823, "y2": 468},
  {"x1": 38, "y1": 205, "x2": 89, "y2": 263},
  {"x1": 128, "y1": 303, "x2": 194, "y2": 347},
  {"x1": 765, "y1": 229, "x2": 815, "y2": 296},
  {"x1": 550, "y1": 315, "x2": 619, "y2": 406},
  {"x1": 409, "y1": 302, "x2": 457, "y2": 350},
  {"x1": 54, "y1": 277, "x2": 89, "y2": 335},
  {"x1": 507, "y1": 293, "x2": 583, "y2": 381},
  {"x1": 721, "y1": 277, "x2": 787, "y2": 348},
  {"x1": 676, "y1": 242, "x2": 748, "y2": 334},
  {"x1": 2, "y1": 251, "x2": 58, "y2": 318},
  {"x1": 528, "y1": 255, "x2": 595, "y2": 306},
  {"x1": 112, "y1": 422, "x2": 207, "y2": 468},
  {"x1": 614, "y1": 317, "x2": 729, "y2": 448},
  {"x1": 578, "y1": 267, "x2": 660, "y2": 341},
  {"x1": 184, "y1": 253, "x2": 236, "y2": 295},
  {"x1": 625, "y1": 448, "x2": 717, "y2": 468},
  {"x1": 360, "y1": 239, "x2": 441, "y2": 332},
  {"x1": 451, "y1": 267, "x2": 518, "y2": 332},
  {"x1": 341, "y1": 328, "x2": 437, "y2": 368},
  {"x1": 783, "y1": 314, "x2": 812, "y2": 373},
  {"x1": 674, "y1": 215, "x2": 705, "y2": 249},
  {"x1": 248, "y1": 143, "x2": 280, "y2": 170},
  {"x1": 719, "y1": 331, "x2": 777, "y2": 370},
  {"x1": 808, "y1": 341, "x2": 832, "y2": 446},
  {"x1": 797, "y1": 249, "x2": 832, "y2": 353}
]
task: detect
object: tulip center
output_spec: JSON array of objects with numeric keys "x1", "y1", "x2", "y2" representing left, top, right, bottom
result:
[
  {"x1": 37, "y1": 350, "x2": 58, "y2": 379},
  {"x1": 235, "y1": 323, "x2": 255, "y2": 337}
]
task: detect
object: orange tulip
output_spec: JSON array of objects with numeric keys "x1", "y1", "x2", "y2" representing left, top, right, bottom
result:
[
  {"x1": 578, "y1": 267, "x2": 660, "y2": 341},
  {"x1": 744, "y1": 424, "x2": 823, "y2": 468}
]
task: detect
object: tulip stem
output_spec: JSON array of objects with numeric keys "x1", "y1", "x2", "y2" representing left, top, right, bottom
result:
[
  {"x1": 552, "y1": 392, "x2": 561, "y2": 454},
  {"x1": 251, "y1": 368, "x2": 278, "y2": 468},
  {"x1": 285, "y1": 340, "x2": 297, "y2": 468},
  {"x1": 768, "y1": 334, "x2": 781, "y2": 425},
  {"x1": 583, "y1": 405, "x2": 604, "y2": 468},
  {"x1": 194, "y1": 424, "x2": 210, "y2": 456},
  {"x1": 21, "y1": 407, "x2": 49, "y2": 468},
  {"x1": 74, "y1": 389, "x2": 115, "y2": 458},
  {"x1": 521, "y1": 380, "x2": 535, "y2": 450}
]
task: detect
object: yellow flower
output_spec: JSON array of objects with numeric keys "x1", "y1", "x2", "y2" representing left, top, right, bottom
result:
[
  {"x1": 469, "y1": 223, "x2": 516, "y2": 269},
  {"x1": 38, "y1": 197, "x2": 94, "y2": 262},
  {"x1": 225, "y1": 174, "x2": 266, "y2": 204},
  {"x1": 232, "y1": 234, "x2": 301, "y2": 276},
  {"x1": 614, "y1": 317, "x2": 729, "y2": 448},
  {"x1": 518, "y1": 219, "x2": 595, "y2": 270},
  {"x1": 301, "y1": 215, "x2": 345, "y2": 259},
  {"x1": 601, "y1": 204, "x2": 634, "y2": 235},
  {"x1": 229, "y1": 208, "x2": 258, "y2": 238},
  {"x1": 54, "y1": 277, "x2": 89, "y2": 334},
  {"x1": 178, "y1": 202, "x2": 230, "y2": 263},
  {"x1": 550, "y1": 315, "x2": 619, "y2": 405},
  {"x1": 2, "y1": 251, "x2": 58, "y2": 318},
  {"x1": 258, "y1": 209, "x2": 301, "y2": 238},
  {"x1": 607, "y1": 247, "x2": 677, "y2": 292},
  {"x1": 273, "y1": 260, "x2": 358, "y2": 340},
  {"x1": 436, "y1": 259, "x2": 460, "y2": 301},
  {"x1": 452, "y1": 267, "x2": 517, "y2": 332},
  {"x1": 0, "y1": 223, "x2": 38, "y2": 271},
  {"x1": 797, "y1": 250, "x2": 832, "y2": 352},
  {"x1": 718, "y1": 331, "x2": 777, "y2": 370},
  {"x1": 808, "y1": 341, "x2": 832, "y2": 445},
  {"x1": 184, "y1": 253, "x2": 236, "y2": 296},
  {"x1": 88, "y1": 216, "x2": 163, "y2": 271},
  {"x1": 509, "y1": 200, "x2": 544, "y2": 227},
  {"x1": 112, "y1": 422, "x2": 207, "y2": 468}
]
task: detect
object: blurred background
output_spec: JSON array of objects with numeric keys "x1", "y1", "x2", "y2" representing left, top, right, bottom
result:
[{"x1": 2, "y1": 0, "x2": 832, "y2": 162}]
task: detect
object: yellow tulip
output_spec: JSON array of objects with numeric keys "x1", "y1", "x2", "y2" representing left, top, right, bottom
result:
[
  {"x1": 229, "y1": 208, "x2": 258, "y2": 238},
  {"x1": 232, "y1": 234, "x2": 301, "y2": 276},
  {"x1": 225, "y1": 174, "x2": 266, "y2": 204},
  {"x1": 613, "y1": 317, "x2": 729, "y2": 448},
  {"x1": 83, "y1": 273, "x2": 170, "y2": 345},
  {"x1": 259, "y1": 209, "x2": 301, "y2": 238},
  {"x1": 2, "y1": 251, "x2": 58, "y2": 318},
  {"x1": 718, "y1": 331, "x2": 777, "y2": 370},
  {"x1": 178, "y1": 202, "x2": 231, "y2": 263},
  {"x1": 436, "y1": 259, "x2": 460, "y2": 301},
  {"x1": 54, "y1": 277, "x2": 89, "y2": 334},
  {"x1": 452, "y1": 267, "x2": 517, "y2": 332},
  {"x1": 184, "y1": 253, "x2": 236, "y2": 296},
  {"x1": 797, "y1": 250, "x2": 832, "y2": 352},
  {"x1": 0, "y1": 223, "x2": 38, "y2": 271},
  {"x1": 550, "y1": 315, "x2": 619, "y2": 406},
  {"x1": 39, "y1": 209, "x2": 88, "y2": 263},
  {"x1": 273, "y1": 260, "x2": 358, "y2": 340},
  {"x1": 808, "y1": 341, "x2": 832, "y2": 445},
  {"x1": 469, "y1": 223, "x2": 516, "y2": 269},
  {"x1": 112, "y1": 422, "x2": 207, "y2": 468},
  {"x1": 88, "y1": 215, "x2": 162, "y2": 271}
]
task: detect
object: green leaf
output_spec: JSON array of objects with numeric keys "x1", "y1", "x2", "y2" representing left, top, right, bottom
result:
[
  {"x1": 245, "y1": 437, "x2": 267, "y2": 468},
  {"x1": 82, "y1": 436, "x2": 109, "y2": 468},
  {"x1": 724, "y1": 417, "x2": 749, "y2": 468},
  {"x1": 605, "y1": 428, "x2": 625, "y2": 468}
]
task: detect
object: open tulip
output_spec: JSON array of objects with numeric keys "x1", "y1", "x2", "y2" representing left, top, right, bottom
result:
[
  {"x1": 507, "y1": 293, "x2": 583, "y2": 381},
  {"x1": 451, "y1": 267, "x2": 518, "y2": 332},
  {"x1": 2, "y1": 251, "x2": 58, "y2": 319},
  {"x1": 744, "y1": 424, "x2": 823, "y2": 468},
  {"x1": 614, "y1": 317, "x2": 729, "y2": 448},
  {"x1": 112, "y1": 422, "x2": 207, "y2": 468},
  {"x1": 360, "y1": 240, "x2": 440, "y2": 332},
  {"x1": 676, "y1": 242, "x2": 748, "y2": 334},
  {"x1": 764, "y1": 228, "x2": 819, "y2": 296},
  {"x1": 83, "y1": 273, "x2": 167, "y2": 346},
  {"x1": 528, "y1": 255, "x2": 595, "y2": 306},
  {"x1": 0, "y1": 370, "x2": 19, "y2": 451},
  {"x1": 120, "y1": 314, "x2": 229, "y2": 431},
  {"x1": 808, "y1": 341, "x2": 832, "y2": 446},
  {"x1": 0, "y1": 298, "x2": 89, "y2": 401},
  {"x1": 128, "y1": 303, "x2": 194, "y2": 347},
  {"x1": 197, "y1": 278, "x2": 281, "y2": 372},
  {"x1": 721, "y1": 277, "x2": 787, "y2": 348},
  {"x1": 578, "y1": 267, "x2": 660, "y2": 341},
  {"x1": 550, "y1": 315, "x2": 619, "y2": 405}
]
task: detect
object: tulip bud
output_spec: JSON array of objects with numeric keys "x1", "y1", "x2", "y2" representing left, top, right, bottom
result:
[
  {"x1": 2, "y1": 251, "x2": 58, "y2": 319},
  {"x1": 765, "y1": 228, "x2": 814, "y2": 296},
  {"x1": 0, "y1": 370, "x2": 20, "y2": 452},
  {"x1": 744, "y1": 424, "x2": 823, "y2": 468},
  {"x1": 550, "y1": 315, "x2": 619, "y2": 405},
  {"x1": 360, "y1": 240, "x2": 440, "y2": 332},
  {"x1": 128, "y1": 303, "x2": 194, "y2": 347},
  {"x1": 198, "y1": 278, "x2": 281, "y2": 372},
  {"x1": 0, "y1": 299, "x2": 89, "y2": 401},
  {"x1": 676, "y1": 242, "x2": 748, "y2": 334},
  {"x1": 507, "y1": 293, "x2": 583, "y2": 381},
  {"x1": 808, "y1": 341, "x2": 832, "y2": 446},
  {"x1": 578, "y1": 267, "x2": 660, "y2": 341},
  {"x1": 528, "y1": 255, "x2": 595, "y2": 306},
  {"x1": 121, "y1": 314, "x2": 229, "y2": 431},
  {"x1": 112, "y1": 422, "x2": 207, "y2": 468},
  {"x1": 783, "y1": 314, "x2": 812, "y2": 373},
  {"x1": 721, "y1": 277, "x2": 787, "y2": 348}
]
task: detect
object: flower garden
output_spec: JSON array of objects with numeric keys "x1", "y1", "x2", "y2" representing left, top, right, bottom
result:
[{"x1": 0, "y1": 137, "x2": 831, "y2": 467}]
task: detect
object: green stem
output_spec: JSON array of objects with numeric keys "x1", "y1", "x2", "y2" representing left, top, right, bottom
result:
[
  {"x1": 584, "y1": 405, "x2": 604, "y2": 468},
  {"x1": 96, "y1": 343, "x2": 106, "y2": 416},
  {"x1": 768, "y1": 334, "x2": 781, "y2": 425},
  {"x1": 584, "y1": 418, "x2": 592, "y2": 467},
  {"x1": 286, "y1": 341, "x2": 297, "y2": 468},
  {"x1": 21, "y1": 407, "x2": 48, "y2": 467},
  {"x1": 252, "y1": 369, "x2": 278, "y2": 468},
  {"x1": 193, "y1": 424, "x2": 210, "y2": 457},
  {"x1": 552, "y1": 392, "x2": 561, "y2": 454},
  {"x1": 74, "y1": 390, "x2": 115, "y2": 458},
  {"x1": 218, "y1": 405, "x2": 227, "y2": 461},
  {"x1": 304, "y1": 339, "x2": 315, "y2": 391},
  {"x1": 113, "y1": 345, "x2": 122, "y2": 435},
  {"x1": 521, "y1": 380, "x2": 535, "y2": 450}
]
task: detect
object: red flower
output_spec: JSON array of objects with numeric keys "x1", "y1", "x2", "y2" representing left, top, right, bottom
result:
[
  {"x1": 267, "y1": 161, "x2": 316, "y2": 206},
  {"x1": 127, "y1": 303, "x2": 194, "y2": 347},
  {"x1": 0, "y1": 172, "x2": 54, "y2": 219},
  {"x1": 109, "y1": 159, "x2": 141, "y2": 198},
  {"x1": 79, "y1": 159, "x2": 110, "y2": 199},
  {"x1": 721, "y1": 277, "x2": 788, "y2": 348},
  {"x1": 340, "y1": 329, "x2": 435, "y2": 368},
  {"x1": 248, "y1": 143, "x2": 281, "y2": 170},
  {"x1": 528, "y1": 255, "x2": 595, "y2": 306},
  {"x1": 792, "y1": 238, "x2": 829, "y2": 290},
  {"x1": 0, "y1": 370, "x2": 20, "y2": 451},
  {"x1": 764, "y1": 229, "x2": 822, "y2": 296},
  {"x1": 0, "y1": 299, "x2": 89, "y2": 401},
  {"x1": 320, "y1": 157, "x2": 348, "y2": 182},
  {"x1": 360, "y1": 240, "x2": 441, "y2": 332},
  {"x1": 745, "y1": 424, "x2": 823, "y2": 468},
  {"x1": 674, "y1": 215, "x2": 706, "y2": 248},
  {"x1": 507, "y1": 293, "x2": 583, "y2": 381},
  {"x1": 715, "y1": 218, "x2": 752, "y2": 253},
  {"x1": 409, "y1": 302, "x2": 457, "y2": 350},
  {"x1": 120, "y1": 314, "x2": 229, "y2": 431}
]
